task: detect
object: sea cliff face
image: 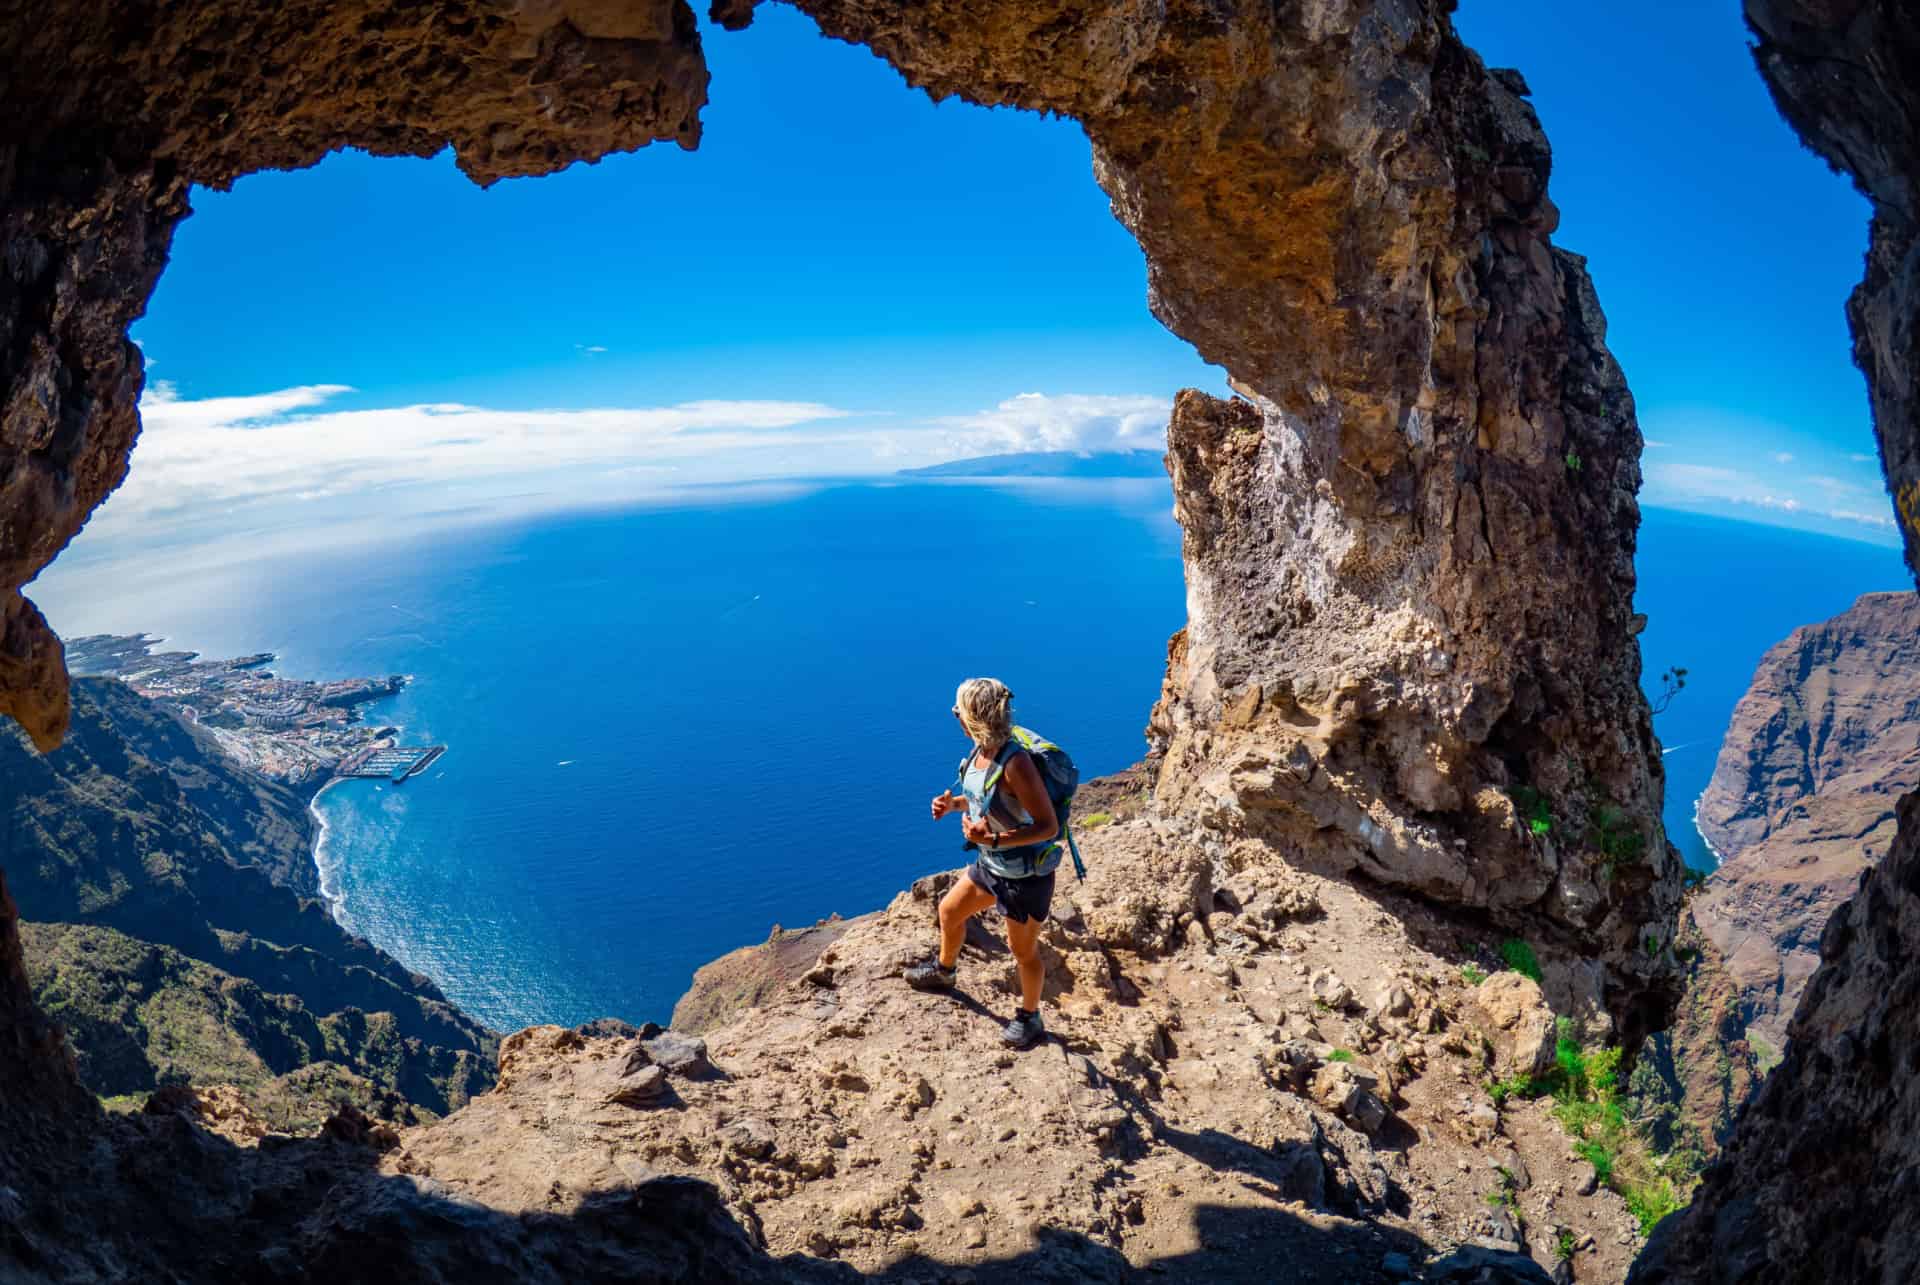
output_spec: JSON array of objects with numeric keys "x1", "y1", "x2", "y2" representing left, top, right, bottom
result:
[{"x1": 1690, "y1": 591, "x2": 1920, "y2": 1051}]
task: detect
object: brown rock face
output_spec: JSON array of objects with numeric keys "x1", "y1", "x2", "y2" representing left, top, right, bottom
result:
[
  {"x1": 0, "y1": 1, "x2": 710, "y2": 750},
  {"x1": 1690, "y1": 591, "x2": 1920, "y2": 1050},
  {"x1": 1631, "y1": 4, "x2": 1920, "y2": 1281}
]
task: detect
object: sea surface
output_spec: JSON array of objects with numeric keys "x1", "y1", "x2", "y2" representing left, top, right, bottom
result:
[{"x1": 33, "y1": 483, "x2": 1912, "y2": 1029}]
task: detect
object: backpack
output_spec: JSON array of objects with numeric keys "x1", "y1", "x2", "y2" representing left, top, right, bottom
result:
[{"x1": 953, "y1": 725, "x2": 1087, "y2": 880}]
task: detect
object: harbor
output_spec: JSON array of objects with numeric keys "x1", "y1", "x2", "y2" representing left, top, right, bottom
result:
[{"x1": 336, "y1": 744, "x2": 446, "y2": 783}]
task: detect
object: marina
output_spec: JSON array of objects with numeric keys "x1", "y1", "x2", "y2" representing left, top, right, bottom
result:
[{"x1": 336, "y1": 744, "x2": 446, "y2": 783}]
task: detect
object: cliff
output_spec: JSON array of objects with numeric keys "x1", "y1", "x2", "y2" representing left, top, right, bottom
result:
[
  {"x1": 1690, "y1": 591, "x2": 1920, "y2": 1050},
  {"x1": 1632, "y1": 3, "x2": 1920, "y2": 1281},
  {"x1": 2, "y1": 677, "x2": 495, "y2": 1116},
  {"x1": 0, "y1": 808, "x2": 1635, "y2": 1282}
]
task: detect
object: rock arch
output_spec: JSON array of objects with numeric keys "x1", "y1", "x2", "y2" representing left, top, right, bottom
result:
[{"x1": 3, "y1": 0, "x2": 1689, "y2": 1036}]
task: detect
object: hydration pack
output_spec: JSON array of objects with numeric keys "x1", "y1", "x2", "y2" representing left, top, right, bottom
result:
[{"x1": 954, "y1": 725, "x2": 1087, "y2": 880}]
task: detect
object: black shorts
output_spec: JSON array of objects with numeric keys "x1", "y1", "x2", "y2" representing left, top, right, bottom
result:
[{"x1": 965, "y1": 861, "x2": 1055, "y2": 924}]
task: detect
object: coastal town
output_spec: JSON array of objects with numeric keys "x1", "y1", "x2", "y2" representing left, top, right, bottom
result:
[{"x1": 63, "y1": 633, "x2": 443, "y2": 789}]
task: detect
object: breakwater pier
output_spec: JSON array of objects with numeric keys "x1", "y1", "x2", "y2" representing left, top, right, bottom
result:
[{"x1": 337, "y1": 744, "x2": 446, "y2": 783}]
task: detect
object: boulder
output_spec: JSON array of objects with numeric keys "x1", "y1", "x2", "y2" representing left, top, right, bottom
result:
[
  {"x1": 1467, "y1": 972, "x2": 1556, "y2": 1079},
  {"x1": 1310, "y1": 969, "x2": 1354, "y2": 1010},
  {"x1": 642, "y1": 1030, "x2": 715, "y2": 1078}
]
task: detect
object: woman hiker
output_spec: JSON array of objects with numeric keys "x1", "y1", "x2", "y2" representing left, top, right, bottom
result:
[{"x1": 904, "y1": 677, "x2": 1061, "y2": 1049}]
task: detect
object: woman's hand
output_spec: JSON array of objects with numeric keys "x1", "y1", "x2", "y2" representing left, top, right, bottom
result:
[
  {"x1": 931, "y1": 790, "x2": 962, "y2": 820},
  {"x1": 960, "y1": 814, "x2": 993, "y2": 845}
]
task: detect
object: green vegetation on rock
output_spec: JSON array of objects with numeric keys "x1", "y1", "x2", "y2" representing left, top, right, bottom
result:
[{"x1": 1498, "y1": 938, "x2": 1542, "y2": 983}]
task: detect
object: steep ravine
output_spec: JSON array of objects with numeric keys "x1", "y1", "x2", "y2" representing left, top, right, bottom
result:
[{"x1": 1631, "y1": 3, "x2": 1920, "y2": 1282}]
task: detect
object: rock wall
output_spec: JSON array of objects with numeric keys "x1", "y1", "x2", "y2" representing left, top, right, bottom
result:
[{"x1": 1631, "y1": 4, "x2": 1920, "y2": 1281}]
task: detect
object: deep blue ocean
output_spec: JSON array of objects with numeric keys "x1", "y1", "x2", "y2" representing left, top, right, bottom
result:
[{"x1": 36, "y1": 483, "x2": 1911, "y2": 1030}]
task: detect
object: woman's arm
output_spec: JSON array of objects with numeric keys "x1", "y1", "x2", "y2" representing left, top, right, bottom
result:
[{"x1": 993, "y1": 752, "x2": 1059, "y2": 848}]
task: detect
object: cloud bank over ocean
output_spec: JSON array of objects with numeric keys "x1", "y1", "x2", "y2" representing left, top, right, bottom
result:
[{"x1": 44, "y1": 382, "x2": 1180, "y2": 575}]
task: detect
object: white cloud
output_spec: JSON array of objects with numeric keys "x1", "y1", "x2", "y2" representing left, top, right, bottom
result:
[
  {"x1": 574, "y1": 344, "x2": 608, "y2": 355},
  {"x1": 1643, "y1": 439, "x2": 1672, "y2": 449},
  {"x1": 1771, "y1": 451, "x2": 1795, "y2": 464},
  {"x1": 933, "y1": 392, "x2": 1171, "y2": 456},
  {"x1": 1644, "y1": 458, "x2": 1895, "y2": 537},
  {"x1": 102, "y1": 383, "x2": 858, "y2": 531},
  {"x1": 1830, "y1": 508, "x2": 1896, "y2": 529},
  {"x1": 1849, "y1": 452, "x2": 1877, "y2": 464}
]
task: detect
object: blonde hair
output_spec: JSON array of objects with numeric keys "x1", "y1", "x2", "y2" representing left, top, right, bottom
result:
[{"x1": 955, "y1": 677, "x2": 1015, "y2": 750}]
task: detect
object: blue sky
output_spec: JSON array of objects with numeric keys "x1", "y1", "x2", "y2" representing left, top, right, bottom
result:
[{"x1": 67, "y1": 0, "x2": 1894, "y2": 564}]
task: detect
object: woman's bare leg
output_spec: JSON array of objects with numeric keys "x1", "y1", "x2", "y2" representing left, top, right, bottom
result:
[
  {"x1": 1005, "y1": 914, "x2": 1044, "y2": 1012},
  {"x1": 937, "y1": 876, "x2": 997, "y2": 969}
]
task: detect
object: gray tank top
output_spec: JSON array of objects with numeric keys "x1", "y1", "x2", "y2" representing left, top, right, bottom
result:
[{"x1": 960, "y1": 747, "x2": 1059, "y2": 879}]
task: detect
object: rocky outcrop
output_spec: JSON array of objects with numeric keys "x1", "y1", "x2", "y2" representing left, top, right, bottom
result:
[
  {"x1": 0, "y1": 816, "x2": 1623, "y2": 1282},
  {"x1": 1690, "y1": 591, "x2": 1920, "y2": 1049},
  {"x1": 1631, "y1": 4, "x2": 1920, "y2": 1281},
  {"x1": 1742, "y1": 1, "x2": 1920, "y2": 576}
]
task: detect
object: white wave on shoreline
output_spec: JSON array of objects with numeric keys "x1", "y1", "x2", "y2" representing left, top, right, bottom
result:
[
  {"x1": 308, "y1": 776, "x2": 357, "y2": 932},
  {"x1": 1690, "y1": 790, "x2": 1725, "y2": 874}
]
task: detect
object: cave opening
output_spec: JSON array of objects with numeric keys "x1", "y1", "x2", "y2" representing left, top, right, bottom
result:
[{"x1": 3, "y1": 0, "x2": 1918, "y2": 1277}]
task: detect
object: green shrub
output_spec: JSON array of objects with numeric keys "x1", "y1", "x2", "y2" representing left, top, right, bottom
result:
[
  {"x1": 1499, "y1": 938, "x2": 1543, "y2": 983},
  {"x1": 1543, "y1": 1018, "x2": 1689, "y2": 1237},
  {"x1": 1555, "y1": 1229, "x2": 1578, "y2": 1261},
  {"x1": 1327, "y1": 1048, "x2": 1354, "y2": 1063},
  {"x1": 1511, "y1": 786, "x2": 1555, "y2": 836},
  {"x1": 1078, "y1": 811, "x2": 1114, "y2": 829},
  {"x1": 1488, "y1": 1073, "x2": 1540, "y2": 1108},
  {"x1": 1461, "y1": 963, "x2": 1488, "y2": 987},
  {"x1": 1591, "y1": 802, "x2": 1648, "y2": 878}
]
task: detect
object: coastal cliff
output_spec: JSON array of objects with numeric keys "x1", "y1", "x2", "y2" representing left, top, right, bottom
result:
[
  {"x1": 2, "y1": 677, "x2": 494, "y2": 1119},
  {"x1": 1691, "y1": 591, "x2": 1920, "y2": 1051}
]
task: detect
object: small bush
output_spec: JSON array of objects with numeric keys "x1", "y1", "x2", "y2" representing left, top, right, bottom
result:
[
  {"x1": 1327, "y1": 1048, "x2": 1354, "y2": 1063},
  {"x1": 1488, "y1": 1073, "x2": 1539, "y2": 1108},
  {"x1": 1591, "y1": 801, "x2": 1648, "y2": 878},
  {"x1": 1499, "y1": 938, "x2": 1543, "y2": 983},
  {"x1": 1556, "y1": 1229, "x2": 1578, "y2": 1261},
  {"x1": 1461, "y1": 963, "x2": 1488, "y2": 986},
  {"x1": 1511, "y1": 786, "x2": 1555, "y2": 837},
  {"x1": 1077, "y1": 811, "x2": 1114, "y2": 830}
]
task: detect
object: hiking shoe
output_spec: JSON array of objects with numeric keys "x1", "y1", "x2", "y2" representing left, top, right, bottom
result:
[
  {"x1": 1002, "y1": 1008, "x2": 1045, "y2": 1048},
  {"x1": 903, "y1": 959, "x2": 957, "y2": 991}
]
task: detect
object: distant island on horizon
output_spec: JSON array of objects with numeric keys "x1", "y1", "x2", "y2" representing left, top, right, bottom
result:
[{"x1": 899, "y1": 449, "x2": 1167, "y2": 479}]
